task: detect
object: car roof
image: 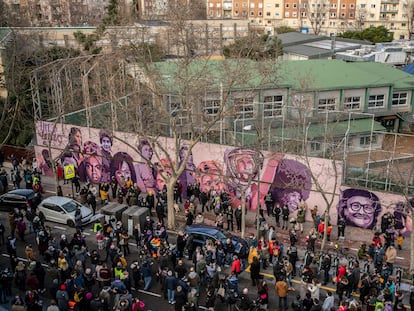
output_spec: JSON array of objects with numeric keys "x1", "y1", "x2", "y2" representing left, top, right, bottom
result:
[
  {"x1": 185, "y1": 224, "x2": 222, "y2": 236},
  {"x1": 6, "y1": 189, "x2": 35, "y2": 198},
  {"x1": 41, "y1": 196, "x2": 74, "y2": 205}
]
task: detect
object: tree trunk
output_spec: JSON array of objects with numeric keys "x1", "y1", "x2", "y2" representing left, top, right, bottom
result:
[
  {"x1": 167, "y1": 179, "x2": 176, "y2": 230},
  {"x1": 320, "y1": 209, "x2": 330, "y2": 251},
  {"x1": 241, "y1": 190, "x2": 246, "y2": 239}
]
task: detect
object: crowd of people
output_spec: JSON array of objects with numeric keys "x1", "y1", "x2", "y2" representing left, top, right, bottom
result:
[{"x1": 0, "y1": 156, "x2": 412, "y2": 311}]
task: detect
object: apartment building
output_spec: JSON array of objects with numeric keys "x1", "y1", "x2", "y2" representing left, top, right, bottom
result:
[{"x1": 207, "y1": 0, "x2": 412, "y2": 40}]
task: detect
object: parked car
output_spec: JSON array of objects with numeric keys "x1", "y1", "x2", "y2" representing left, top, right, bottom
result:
[
  {"x1": 184, "y1": 224, "x2": 248, "y2": 258},
  {"x1": 38, "y1": 196, "x2": 93, "y2": 227},
  {"x1": 0, "y1": 189, "x2": 36, "y2": 212}
]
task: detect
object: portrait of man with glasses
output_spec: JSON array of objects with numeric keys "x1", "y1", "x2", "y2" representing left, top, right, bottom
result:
[{"x1": 338, "y1": 189, "x2": 382, "y2": 229}]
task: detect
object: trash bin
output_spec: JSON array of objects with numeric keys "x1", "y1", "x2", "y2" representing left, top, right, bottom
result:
[
  {"x1": 121, "y1": 205, "x2": 141, "y2": 236},
  {"x1": 133, "y1": 207, "x2": 150, "y2": 232},
  {"x1": 100, "y1": 202, "x2": 128, "y2": 222}
]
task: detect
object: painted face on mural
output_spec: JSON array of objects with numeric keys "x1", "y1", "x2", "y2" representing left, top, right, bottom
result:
[
  {"x1": 71, "y1": 130, "x2": 82, "y2": 147},
  {"x1": 283, "y1": 191, "x2": 302, "y2": 211},
  {"x1": 101, "y1": 136, "x2": 112, "y2": 153},
  {"x1": 116, "y1": 161, "x2": 132, "y2": 185},
  {"x1": 200, "y1": 172, "x2": 224, "y2": 194},
  {"x1": 85, "y1": 156, "x2": 103, "y2": 184},
  {"x1": 141, "y1": 144, "x2": 153, "y2": 161},
  {"x1": 344, "y1": 195, "x2": 376, "y2": 229},
  {"x1": 234, "y1": 154, "x2": 256, "y2": 182}
]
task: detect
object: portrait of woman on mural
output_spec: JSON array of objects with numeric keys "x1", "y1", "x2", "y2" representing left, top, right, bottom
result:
[
  {"x1": 135, "y1": 139, "x2": 156, "y2": 193},
  {"x1": 65, "y1": 127, "x2": 83, "y2": 165},
  {"x1": 78, "y1": 152, "x2": 104, "y2": 184},
  {"x1": 37, "y1": 149, "x2": 54, "y2": 176},
  {"x1": 99, "y1": 129, "x2": 113, "y2": 174},
  {"x1": 270, "y1": 159, "x2": 312, "y2": 214},
  {"x1": 111, "y1": 152, "x2": 137, "y2": 189},
  {"x1": 338, "y1": 189, "x2": 382, "y2": 230},
  {"x1": 179, "y1": 145, "x2": 196, "y2": 200},
  {"x1": 196, "y1": 160, "x2": 226, "y2": 195},
  {"x1": 155, "y1": 159, "x2": 174, "y2": 193},
  {"x1": 224, "y1": 147, "x2": 264, "y2": 209}
]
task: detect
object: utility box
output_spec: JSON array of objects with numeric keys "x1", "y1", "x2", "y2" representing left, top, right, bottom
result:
[
  {"x1": 121, "y1": 206, "x2": 150, "y2": 236},
  {"x1": 100, "y1": 202, "x2": 128, "y2": 222}
]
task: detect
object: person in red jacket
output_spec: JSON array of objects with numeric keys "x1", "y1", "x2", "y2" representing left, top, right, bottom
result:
[
  {"x1": 336, "y1": 264, "x2": 346, "y2": 283},
  {"x1": 231, "y1": 255, "x2": 241, "y2": 276}
]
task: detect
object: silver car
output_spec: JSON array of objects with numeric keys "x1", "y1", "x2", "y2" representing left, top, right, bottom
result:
[{"x1": 38, "y1": 196, "x2": 93, "y2": 227}]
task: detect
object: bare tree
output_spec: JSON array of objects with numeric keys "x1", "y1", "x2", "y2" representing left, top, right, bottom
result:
[
  {"x1": 403, "y1": 0, "x2": 414, "y2": 40},
  {"x1": 302, "y1": 0, "x2": 330, "y2": 35}
]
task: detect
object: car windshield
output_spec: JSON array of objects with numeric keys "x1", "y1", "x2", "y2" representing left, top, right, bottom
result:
[{"x1": 62, "y1": 200, "x2": 79, "y2": 213}]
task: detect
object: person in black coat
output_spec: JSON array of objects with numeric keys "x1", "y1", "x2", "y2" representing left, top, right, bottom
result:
[
  {"x1": 175, "y1": 285, "x2": 187, "y2": 311},
  {"x1": 250, "y1": 256, "x2": 261, "y2": 286}
]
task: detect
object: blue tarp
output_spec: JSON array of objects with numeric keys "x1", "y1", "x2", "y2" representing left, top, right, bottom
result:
[{"x1": 403, "y1": 63, "x2": 414, "y2": 75}]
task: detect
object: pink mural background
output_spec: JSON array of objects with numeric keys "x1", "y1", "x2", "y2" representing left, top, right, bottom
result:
[{"x1": 34, "y1": 121, "x2": 413, "y2": 234}]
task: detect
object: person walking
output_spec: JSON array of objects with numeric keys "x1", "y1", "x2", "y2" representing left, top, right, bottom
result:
[
  {"x1": 275, "y1": 277, "x2": 289, "y2": 311},
  {"x1": 235, "y1": 206, "x2": 242, "y2": 232},
  {"x1": 225, "y1": 206, "x2": 234, "y2": 231}
]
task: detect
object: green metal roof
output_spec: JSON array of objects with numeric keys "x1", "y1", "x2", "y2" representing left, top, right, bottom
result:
[
  {"x1": 147, "y1": 59, "x2": 414, "y2": 92},
  {"x1": 282, "y1": 60, "x2": 414, "y2": 91},
  {"x1": 238, "y1": 118, "x2": 386, "y2": 145}
]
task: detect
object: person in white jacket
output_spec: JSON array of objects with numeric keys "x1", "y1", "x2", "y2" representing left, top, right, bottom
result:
[{"x1": 307, "y1": 278, "x2": 321, "y2": 301}]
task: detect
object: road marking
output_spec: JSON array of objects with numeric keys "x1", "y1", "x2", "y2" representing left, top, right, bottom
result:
[
  {"x1": 2, "y1": 253, "x2": 48, "y2": 268},
  {"x1": 137, "y1": 289, "x2": 161, "y2": 297},
  {"x1": 129, "y1": 242, "x2": 137, "y2": 246},
  {"x1": 53, "y1": 226, "x2": 67, "y2": 231},
  {"x1": 82, "y1": 232, "x2": 91, "y2": 236}
]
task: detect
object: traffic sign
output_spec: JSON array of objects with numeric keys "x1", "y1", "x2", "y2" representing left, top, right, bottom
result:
[{"x1": 64, "y1": 164, "x2": 75, "y2": 179}]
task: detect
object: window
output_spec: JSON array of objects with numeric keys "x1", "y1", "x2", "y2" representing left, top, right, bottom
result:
[
  {"x1": 360, "y1": 4, "x2": 365, "y2": 8},
  {"x1": 310, "y1": 142, "x2": 321, "y2": 152},
  {"x1": 258, "y1": 3, "x2": 262, "y2": 8},
  {"x1": 250, "y1": 11, "x2": 254, "y2": 16},
  {"x1": 258, "y1": 12, "x2": 262, "y2": 16},
  {"x1": 318, "y1": 98, "x2": 336, "y2": 112},
  {"x1": 209, "y1": 3, "x2": 213, "y2": 7},
  {"x1": 285, "y1": 3, "x2": 290, "y2": 8},
  {"x1": 392, "y1": 92, "x2": 408, "y2": 106},
  {"x1": 242, "y1": 2, "x2": 246, "y2": 7},
  {"x1": 293, "y1": 11, "x2": 297, "y2": 17},
  {"x1": 368, "y1": 94, "x2": 385, "y2": 108},
  {"x1": 350, "y1": 4, "x2": 354, "y2": 9},
  {"x1": 371, "y1": 4, "x2": 375, "y2": 8},
  {"x1": 167, "y1": 95, "x2": 188, "y2": 125},
  {"x1": 293, "y1": 3, "x2": 297, "y2": 8},
  {"x1": 349, "y1": 13, "x2": 354, "y2": 17},
  {"x1": 344, "y1": 96, "x2": 361, "y2": 110},
  {"x1": 235, "y1": 2, "x2": 239, "y2": 7},
  {"x1": 204, "y1": 99, "x2": 221, "y2": 116},
  {"x1": 266, "y1": 12, "x2": 270, "y2": 16},
  {"x1": 263, "y1": 95, "x2": 283, "y2": 117},
  {"x1": 360, "y1": 135, "x2": 377, "y2": 146},
  {"x1": 341, "y1": 12, "x2": 346, "y2": 18},
  {"x1": 330, "y1": 12, "x2": 336, "y2": 17},
  {"x1": 275, "y1": 3, "x2": 279, "y2": 7},
  {"x1": 341, "y1": 3, "x2": 346, "y2": 9},
  {"x1": 235, "y1": 97, "x2": 254, "y2": 119},
  {"x1": 217, "y1": 3, "x2": 221, "y2": 7},
  {"x1": 250, "y1": 3, "x2": 254, "y2": 8},
  {"x1": 285, "y1": 12, "x2": 290, "y2": 17}
]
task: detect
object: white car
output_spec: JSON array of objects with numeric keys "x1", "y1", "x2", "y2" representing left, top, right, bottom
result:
[{"x1": 38, "y1": 196, "x2": 93, "y2": 227}]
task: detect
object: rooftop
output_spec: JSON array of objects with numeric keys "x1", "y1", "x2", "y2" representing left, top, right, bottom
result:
[{"x1": 144, "y1": 59, "x2": 414, "y2": 92}]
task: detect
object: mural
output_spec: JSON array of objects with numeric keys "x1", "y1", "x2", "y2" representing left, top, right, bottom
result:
[
  {"x1": 338, "y1": 188, "x2": 413, "y2": 236},
  {"x1": 34, "y1": 121, "x2": 414, "y2": 236}
]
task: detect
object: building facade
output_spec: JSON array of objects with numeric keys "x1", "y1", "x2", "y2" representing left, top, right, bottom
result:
[{"x1": 206, "y1": 0, "x2": 412, "y2": 40}]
